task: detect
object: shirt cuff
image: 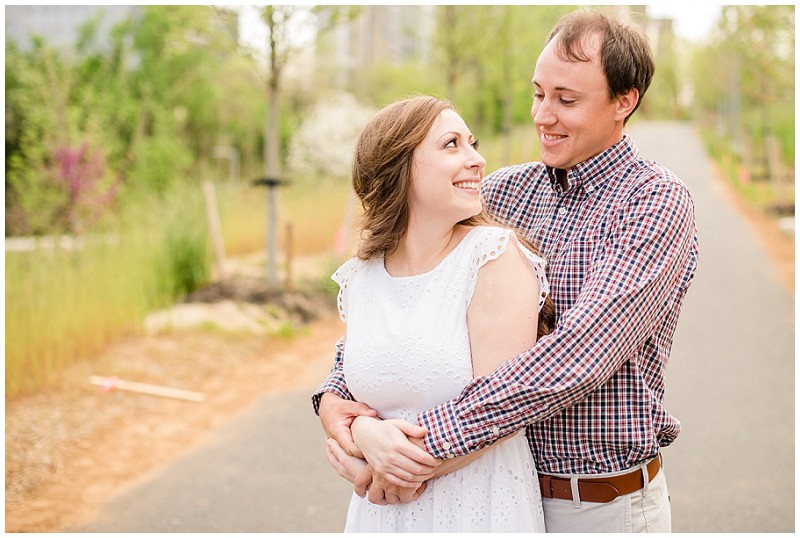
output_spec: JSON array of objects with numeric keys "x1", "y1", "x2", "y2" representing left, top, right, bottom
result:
[
  {"x1": 417, "y1": 400, "x2": 469, "y2": 459},
  {"x1": 417, "y1": 391, "x2": 518, "y2": 459},
  {"x1": 311, "y1": 375, "x2": 353, "y2": 415}
]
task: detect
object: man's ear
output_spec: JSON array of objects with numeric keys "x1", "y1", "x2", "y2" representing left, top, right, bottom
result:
[{"x1": 615, "y1": 88, "x2": 639, "y2": 121}]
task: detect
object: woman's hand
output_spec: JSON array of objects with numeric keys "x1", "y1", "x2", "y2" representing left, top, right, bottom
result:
[
  {"x1": 328, "y1": 438, "x2": 429, "y2": 505},
  {"x1": 351, "y1": 416, "x2": 440, "y2": 487},
  {"x1": 325, "y1": 438, "x2": 368, "y2": 483}
]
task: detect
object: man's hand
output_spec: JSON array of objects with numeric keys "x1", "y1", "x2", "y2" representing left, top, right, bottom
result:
[
  {"x1": 318, "y1": 393, "x2": 377, "y2": 458},
  {"x1": 351, "y1": 416, "x2": 440, "y2": 486},
  {"x1": 325, "y1": 438, "x2": 368, "y2": 483},
  {"x1": 353, "y1": 466, "x2": 427, "y2": 506}
]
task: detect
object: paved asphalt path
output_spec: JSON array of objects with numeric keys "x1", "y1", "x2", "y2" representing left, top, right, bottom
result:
[
  {"x1": 71, "y1": 121, "x2": 793, "y2": 533},
  {"x1": 627, "y1": 122, "x2": 794, "y2": 533}
]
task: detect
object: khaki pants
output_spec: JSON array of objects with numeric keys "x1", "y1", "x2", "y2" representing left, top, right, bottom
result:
[{"x1": 542, "y1": 461, "x2": 671, "y2": 533}]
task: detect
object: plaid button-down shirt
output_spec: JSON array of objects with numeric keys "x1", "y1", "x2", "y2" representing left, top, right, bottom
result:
[{"x1": 313, "y1": 136, "x2": 699, "y2": 475}]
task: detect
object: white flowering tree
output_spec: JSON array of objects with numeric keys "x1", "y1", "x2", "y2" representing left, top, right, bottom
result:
[
  {"x1": 289, "y1": 92, "x2": 375, "y2": 180},
  {"x1": 289, "y1": 92, "x2": 375, "y2": 256}
]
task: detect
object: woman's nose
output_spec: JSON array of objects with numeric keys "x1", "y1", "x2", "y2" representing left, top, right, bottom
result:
[{"x1": 467, "y1": 147, "x2": 486, "y2": 169}]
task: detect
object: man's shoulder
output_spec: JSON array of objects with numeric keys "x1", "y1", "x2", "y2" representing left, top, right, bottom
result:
[
  {"x1": 484, "y1": 162, "x2": 547, "y2": 194},
  {"x1": 614, "y1": 157, "x2": 697, "y2": 224},
  {"x1": 626, "y1": 153, "x2": 692, "y2": 197},
  {"x1": 606, "y1": 135, "x2": 691, "y2": 196},
  {"x1": 486, "y1": 161, "x2": 546, "y2": 181}
]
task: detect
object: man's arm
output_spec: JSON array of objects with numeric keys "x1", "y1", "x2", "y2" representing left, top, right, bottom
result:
[
  {"x1": 418, "y1": 181, "x2": 698, "y2": 459},
  {"x1": 312, "y1": 337, "x2": 353, "y2": 413},
  {"x1": 313, "y1": 336, "x2": 377, "y2": 457}
]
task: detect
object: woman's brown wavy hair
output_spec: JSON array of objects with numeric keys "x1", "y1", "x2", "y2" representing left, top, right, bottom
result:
[
  {"x1": 352, "y1": 95, "x2": 451, "y2": 261},
  {"x1": 351, "y1": 95, "x2": 555, "y2": 338}
]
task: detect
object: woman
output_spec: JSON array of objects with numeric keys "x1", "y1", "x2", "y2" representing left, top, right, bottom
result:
[{"x1": 324, "y1": 95, "x2": 552, "y2": 532}]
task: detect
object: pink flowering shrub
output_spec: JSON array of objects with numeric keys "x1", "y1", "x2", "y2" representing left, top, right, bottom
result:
[{"x1": 50, "y1": 141, "x2": 119, "y2": 235}]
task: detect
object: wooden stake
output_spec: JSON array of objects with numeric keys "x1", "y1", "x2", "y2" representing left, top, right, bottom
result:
[
  {"x1": 202, "y1": 180, "x2": 227, "y2": 280},
  {"x1": 285, "y1": 221, "x2": 293, "y2": 293},
  {"x1": 90, "y1": 375, "x2": 206, "y2": 402}
]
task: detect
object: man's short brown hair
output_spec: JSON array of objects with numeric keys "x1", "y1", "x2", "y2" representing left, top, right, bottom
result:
[{"x1": 547, "y1": 9, "x2": 655, "y2": 123}]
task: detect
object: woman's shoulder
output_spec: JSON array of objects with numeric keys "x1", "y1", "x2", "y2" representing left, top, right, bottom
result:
[{"x1": 464, "y1": 225, "x2": 549, "y2": 310}]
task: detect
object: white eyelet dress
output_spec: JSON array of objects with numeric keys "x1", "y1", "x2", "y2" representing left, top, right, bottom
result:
[{"x1": 333, "y1": 225, "x2": 548, "y2": 533}]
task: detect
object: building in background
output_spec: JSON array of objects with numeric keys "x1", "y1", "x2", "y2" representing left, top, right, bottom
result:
[
  {"x1": 318, "y1": 5, "x2": 435, "y2": 90},
  {"x1": 6, "y1": 5, "x2": 239, "y2": 55},
  {"x1": 5, "y1": 5, "x2": 139, "y2": 53}
]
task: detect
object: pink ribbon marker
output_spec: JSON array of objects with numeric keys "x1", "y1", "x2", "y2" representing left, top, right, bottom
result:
[{"x1": 99, "y1": 376, "x2": 119, "y2": 392}]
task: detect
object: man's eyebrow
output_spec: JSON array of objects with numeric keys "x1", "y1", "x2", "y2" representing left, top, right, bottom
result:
[{"x1": 532, "y1": 80, "x2": 580, "y2": 93}]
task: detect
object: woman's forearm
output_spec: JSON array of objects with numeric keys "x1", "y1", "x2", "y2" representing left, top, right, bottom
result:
[
  {"x1": 431, "y1": 447, "x2": 488, "y2": 478},
  {"x1": 430, "y1": 433, "x2": 515, "y2": 479}
]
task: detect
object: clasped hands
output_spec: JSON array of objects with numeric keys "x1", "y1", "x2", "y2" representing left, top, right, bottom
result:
[{"x1": 319, "y1": 393, "x2": 441, "y2": 505}]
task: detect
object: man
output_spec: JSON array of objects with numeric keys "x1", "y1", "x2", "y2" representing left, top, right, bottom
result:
[{"x1": 313, "y1": 8, "x2": 699, "y2": 533}]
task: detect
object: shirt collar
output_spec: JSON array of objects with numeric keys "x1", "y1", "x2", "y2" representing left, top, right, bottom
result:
[{"x1": 546, "y1": 135, "x2": 638, "y2": 193}]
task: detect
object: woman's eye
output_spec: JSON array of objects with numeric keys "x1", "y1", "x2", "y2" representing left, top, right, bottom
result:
[
  {"x1": 560, "y1": 98, "x2": 576, "y2": 106},
  {"x1": 444, "y1": 138, "x2": 457, "y2": 148},
  {"x1": 471, "y1": 139, "x2": 480, "y2": 150}
]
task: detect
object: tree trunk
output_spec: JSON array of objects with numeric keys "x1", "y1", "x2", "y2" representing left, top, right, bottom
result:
[{"x1": 263, "y1": 6, "x2": 282, "y2": 285}]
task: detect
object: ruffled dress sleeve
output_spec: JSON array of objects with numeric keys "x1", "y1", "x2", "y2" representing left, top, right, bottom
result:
[
  {"x1": 466, "y1": 227, "x2": 549, "y2": 312},
  {"x1": 331, "y1": 257, "x2": 361, "y2": 323}
]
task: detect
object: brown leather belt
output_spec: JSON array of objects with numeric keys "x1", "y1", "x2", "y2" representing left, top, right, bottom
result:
[{"x1": 539, "y1": 456, "x2": 661, "y2": 503}]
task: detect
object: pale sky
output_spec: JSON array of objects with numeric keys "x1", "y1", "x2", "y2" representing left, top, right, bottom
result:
[
  {"x1": 646, "y1": 3, "x2": 723, "y2": 42},
  {"x1": 234, "y1": 4, "x2": 726, "y2": 52}
]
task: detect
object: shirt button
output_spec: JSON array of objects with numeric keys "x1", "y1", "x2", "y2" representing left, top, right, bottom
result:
[
  {"x1": 585, "y1": 185, "x2": 594, "y2": 193},
  {"x1": 442, "y1": 441, "x2": 451, "y2": 450},
  {"x1": 492, "y1": 426, "x2": 500, "y2": 436},
  {"x1": 447, "y1": 453, "x2": 455, "y2": 459},
  {"x1": 558, "y1": 207, "x2": 567, "y2": 215}
]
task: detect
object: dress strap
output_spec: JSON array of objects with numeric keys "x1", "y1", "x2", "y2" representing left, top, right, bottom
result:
[
  {"x1": 465, "y1": 226, "x2": 550, "y2": 312},
  {"x1": 331, "y1": 257, "x2": 361, "y2": 323}
]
